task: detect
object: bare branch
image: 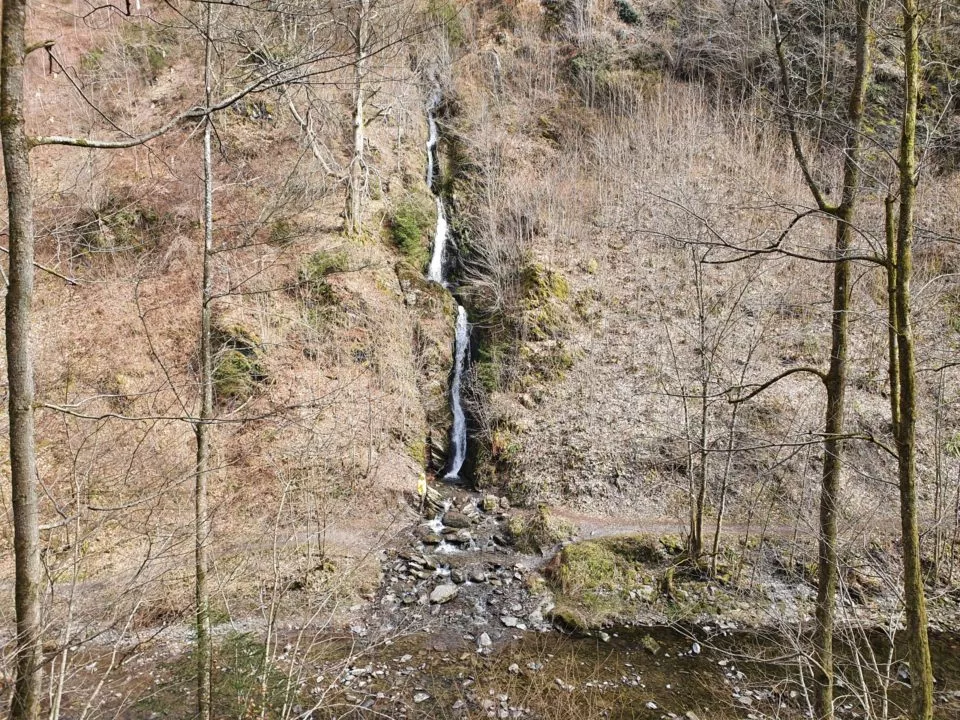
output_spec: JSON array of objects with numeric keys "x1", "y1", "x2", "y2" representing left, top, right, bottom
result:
[{"x1": 729, "y1": 366, "x2": 827, "y2": 404}]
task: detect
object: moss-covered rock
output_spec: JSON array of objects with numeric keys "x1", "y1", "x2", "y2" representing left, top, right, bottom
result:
[
  {"x1": 389, "y1": 193, "x2": 435, "y2": 270},
  {"x1": 211, "y1": 324, "x2": 267, "y2": 405},
  {"x1": 506, "y1": 506, "x2": 576, "y2": 554}
]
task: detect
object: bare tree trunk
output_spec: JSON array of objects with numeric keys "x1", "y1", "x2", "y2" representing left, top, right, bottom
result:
[
  {"x1": 894, "y1": 2, "x2": 934, "y2": 715},
  {"x1": 2, "y1": 0, "x2": 43, "y2": 716},
  {"x1": 790, "y1": 2, "x2": 871, "y2": 715},
  {"x1": 690, "y1": 252, "x2": 708, "y2": 562},
  {"x1": 195, "y1": 6, "x2": 215, "y2": 718},
  {"x1": 710, "y1": 400, "x2": 741, "y2": 576},
  {"x1": 345, "y1": 0, "x2": 369, "y2": 235},
  {"x1": 885, "y1": 196, "x2": 899, "y2": 436}
]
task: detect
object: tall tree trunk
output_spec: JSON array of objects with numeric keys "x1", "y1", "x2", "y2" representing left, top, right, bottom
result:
[
  {"x1": 885, "y1": 196, "x2": 899, "y2": 436},
  {"x1": 812, "y1": 3, "x2": 871, "y2": 717},
  {"x1": 894, "y1": 2, "x2": 934, "y2": 715},
  {"x1": 345, "y1": 0, "x2": 368, "y2": 235},
  {"x1": 195, "y1": 6, "x2": 215, "y2": 718},
  {"x1": 2, "y1": 0, "x2": 43, "y2": 716}
]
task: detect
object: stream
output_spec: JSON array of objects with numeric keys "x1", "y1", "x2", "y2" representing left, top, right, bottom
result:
[{"x1": 425, "y1": 93, "x2": 470, "y2": 481}]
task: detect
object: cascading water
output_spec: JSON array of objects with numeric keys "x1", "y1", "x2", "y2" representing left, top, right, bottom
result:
[
  {"x1": 446, "y1": 306, "x2": 469, "y2": 478},
  {"x1": 427, "y1": 197, "x2": 447, "y2": 285},
  {"x1": 426, "y1": 95, "x2": 439, "y2": 189},
  {"x1": 424, "y1": 94, "x2": 470, "y2": 481}
]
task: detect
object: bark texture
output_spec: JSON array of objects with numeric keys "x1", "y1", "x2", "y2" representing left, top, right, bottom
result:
[{"x1": 2, "y1": 0, "x2": 43, "y2": 716}]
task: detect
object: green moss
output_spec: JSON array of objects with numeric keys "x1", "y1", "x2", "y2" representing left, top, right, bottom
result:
[
  {"x1": 520, "y1": 263, "x2": 571, "y2": 342},
  {"x1": 544, "y1": 534, "x2": 675, "y2": 627},
  {"x1": 507, "y1": 506, "x2": 576, "y2": 554},
  {"x1": 659, "y1": 534, "x2": 685, "y2": 556},
  {"x1": 522, "y1": 262, "x2": 569, "y2": 302},
  {"x1": 212, "y1": 324, "x2": 267, "y2": 405},
  {"x1": 297, "y1": 249, "x2": 348, "y2": 306},
  {"x1": 389, "y1": 195, "x2": 434, "y2": 270},
  {"x1": 407, "y1": 437, "x2": 427, "y2": 467}
]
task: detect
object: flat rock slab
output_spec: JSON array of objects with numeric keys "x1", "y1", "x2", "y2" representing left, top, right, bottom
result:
[{"x1": 430, "y1": 584, "x2": 459, "y2": 604}]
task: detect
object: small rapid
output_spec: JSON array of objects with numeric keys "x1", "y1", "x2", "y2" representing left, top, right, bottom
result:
[{"x1": 424, "y1": 93, "x2": 470, "y2": 482}]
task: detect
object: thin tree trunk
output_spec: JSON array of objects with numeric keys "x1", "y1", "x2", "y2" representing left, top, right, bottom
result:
[
  {"x1": 195, "y1": 5, "x2": 215, "y2": 718},
  {"x1": 690, "y1": 252, "x2": 708, "y2": 562},
  {"x1": 813, "y1": 2, "x2": 872, "y2": 716},
  {"x1": 894, "y1": 2, "x2": 934, "y2": 714},
  {"x1": 2, "y1": 0, "x2": 43, "y2": 715},
  {"x1": 345, "y1": 0, "x2": 368, "y2": 235},
  {"x1": 711, "y1": 401, "x2": 740, "y2": 576},
  {"x1": 885, "y1": 196, "x2": 899, "y2": 436}
]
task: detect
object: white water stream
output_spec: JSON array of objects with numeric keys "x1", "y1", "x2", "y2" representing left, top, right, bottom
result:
[{"x1": 425, "y1": 97, "x2": 470, "y2": 481}]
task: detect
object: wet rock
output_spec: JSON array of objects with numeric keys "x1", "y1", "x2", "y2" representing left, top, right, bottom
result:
[
  {"x1": 451, "y1": 569, "x2": 467, "y2": 584},
  {"x1": 421, "y1": 533, "x2": 442, "y2": 545},
  {"x1": 469, "y1": 570, "x2": 488, "y2": 583},
  {"x1": 641, "y1": 634, "x2": 661, "y2": 655},
  {"x1": 447, "y1": 530, "x2": 472, "y2": 545},
  {"x1": 430, "y1": 584, "x2": 459, "y2": 604},
  {"x1": 444, "y1": 511, "x2": 473, "y2": 529}
]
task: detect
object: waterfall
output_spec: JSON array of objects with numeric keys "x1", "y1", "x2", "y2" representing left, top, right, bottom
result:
[
  {"x1": 426, "y1": 111, "x2": 438, "y2": 189},
  {"x1": 445, "y1": 305, "x2": 469, "y2": 479},
  {"x1": 427, "y1": 197, "x2": 447, "y2": 285},
  {"x1": 424, "y1": 96, "x2": 470, "y2": 481}
]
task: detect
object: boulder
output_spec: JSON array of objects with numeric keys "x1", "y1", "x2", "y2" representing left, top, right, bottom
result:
[
  {"x1": 443, "y1": 511, "x2": 473, "y2": 529},
  {"x1": 430, "y1": 584, "x2": 459, "y2": 604}
]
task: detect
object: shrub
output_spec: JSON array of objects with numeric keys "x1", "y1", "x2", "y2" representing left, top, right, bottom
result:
[
  {"x1": 614, "y1": 0, "x2": 640, "y2": 25},
  {"x1": 389, "y1": 196, "x2": 434, "y2": 269},
  {"x1": 297, "y1": 249, "x2": 348, "y2": 305},
  {"x1": 72, "y1": 191, "x2": 163, "y2": 257},
  {"x1": 427, "y1": 0, "x2": 465, "y2": 47},
  {"x1": 211, "y1": 324, "x2": 267, "y2": 405},
  {"x1": 268, "y1": 218, "x2": 296, "y2": 246}
]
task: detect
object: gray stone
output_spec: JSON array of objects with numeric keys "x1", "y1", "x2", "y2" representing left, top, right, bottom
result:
[
  {"x1": 443, "y1": 511, "x2": 473, "y2": 528},
  {"x1": 430, "y1": 584, "x2": 459, "y2": 604},
  {"x1": 413, "y1": 692, "x2": 430, "y2": 703},
  {"x1": 478, "y1": 632, "x2": 492, "y2": 647},
  {"x1": 500, "y1": 615, "x2": 519, "y2": 628},
  {"x1": 451, "y1": 569, "x2": 466, "y2": 584}
]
